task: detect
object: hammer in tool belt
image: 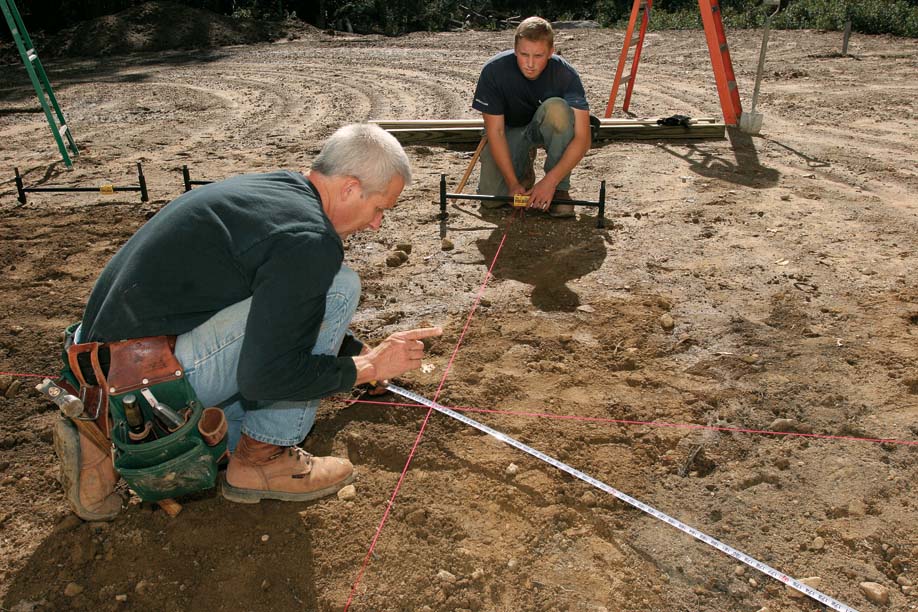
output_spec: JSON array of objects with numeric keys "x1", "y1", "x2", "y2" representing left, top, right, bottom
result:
[{"x1": 36, "y1": 378, "x2": 182, "y2": 516}]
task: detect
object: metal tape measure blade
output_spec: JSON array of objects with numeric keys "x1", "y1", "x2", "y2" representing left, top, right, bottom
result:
[{"x1": 384, "y1": 384, "x2": 859, "y2": 612}]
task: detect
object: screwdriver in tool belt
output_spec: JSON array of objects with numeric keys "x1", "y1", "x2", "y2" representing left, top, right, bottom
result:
[{"x1": 139, "y1": 388, "x2": 185, "y2": 430}]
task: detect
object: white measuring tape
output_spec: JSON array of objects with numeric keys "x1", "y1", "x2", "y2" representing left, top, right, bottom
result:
[{"x1": 385, "y1": 383, "x2": 859, "y2": 612}]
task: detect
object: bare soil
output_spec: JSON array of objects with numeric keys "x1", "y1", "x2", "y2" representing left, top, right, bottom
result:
[{"x1": 1, "y1": 13, "x2": 916, "y2": 612}]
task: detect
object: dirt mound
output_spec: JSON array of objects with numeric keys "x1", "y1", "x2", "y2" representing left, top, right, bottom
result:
[{"x1": 44, "y1": 1, "x2": 294, "y2": 57}]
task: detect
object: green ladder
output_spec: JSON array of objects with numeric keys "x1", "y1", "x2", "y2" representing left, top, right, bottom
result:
[{"x1": 1, "y1": 0, "x2": 79, "y2": 167}]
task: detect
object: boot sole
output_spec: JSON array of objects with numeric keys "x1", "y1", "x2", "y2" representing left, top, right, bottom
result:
[{"x1": 221, "y1": 471, "x2": 356, "y2": 504}]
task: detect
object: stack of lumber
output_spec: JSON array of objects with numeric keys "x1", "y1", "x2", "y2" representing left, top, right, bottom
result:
[{"x1": 370, "y1": 118, "x2": 724, "y2": 145}]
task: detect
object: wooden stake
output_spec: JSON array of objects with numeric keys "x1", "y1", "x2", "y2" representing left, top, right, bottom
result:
[
  {"x1": 156, "y1": 498, "x2": 182, "y2": 517},
  {"x1": 455, "y1": 136, "x2": 487, "y2": 196},
  {"x1": 842, "y1": 21, "x2": 852, "y2": 56}
]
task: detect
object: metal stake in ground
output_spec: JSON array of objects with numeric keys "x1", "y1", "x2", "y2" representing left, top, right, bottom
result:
[
  {"x1": 383, "y1": 383, "x2": 860, "y2": 612},
  {"x1": 181, "y1": 165, "x2": 214, "y2": 192},
  {"x1": 438, "y1": 174, "x2": 606, "y2": 229},
  {"x1": 14, "y1": 162, "x2": 149, "y2": 204},
  {"x1": 739, "y1": 0, "x2": 782, "y2": 134}
]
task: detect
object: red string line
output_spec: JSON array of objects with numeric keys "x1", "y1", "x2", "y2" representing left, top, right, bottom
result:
[
  {"x1": 344, "y1": 221, "x2": 513, "y2": 611},
  {"x1": 341, "y1": 404, "x2": 435, "y2": 611},
  {"x1": 0, "y1": 371, "x2": 55, "y2": 378},
  {"x1": 341, "y1": 397, "x2": 917, "y2": 447},
  {"x1": 432, "y1": 228, "x2": 509, "y2": 403},
  {"x1": 447, "y1": 404, "x2": 918, "y2": 447}
]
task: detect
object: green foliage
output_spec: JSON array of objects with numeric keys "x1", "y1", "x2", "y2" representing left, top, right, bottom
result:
[
  {"x1": 593, "y1": 0, "x2": 634, "y2": 26},
  {"x1": 771, "y1": 0, "x2": 918, "y2": 37},
  {"x1": 327, "y1": 0, "x2": 459, "y2": 35},
  {"x1": 597, "y1": 0, "x2": 918, "y2": 37},
  {"x1": 614, "y1": 0, "x2": 918, "y2": 37},
  {"x1": 643, "y1": 7, "x2": 701, "y2": 30},
  {"x1": 6, "y1": 0, "x2": 917, "y2": 37}
]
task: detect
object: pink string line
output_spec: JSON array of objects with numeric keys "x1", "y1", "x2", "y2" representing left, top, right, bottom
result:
[
  {"x1": 341, "y1": 404, "x2": 436, "y2": 611},
  {"x1": 344, "y1": 221, "x2": 513, "y2": 611},
  {"x1": 0, "y1": 371, "x2": 55, "y2": 378},
  {"x1": 432, "y1": 223, "x2": 512, "y2": 403},
  {"x1": 341, "y1": 397, "x2": 917, "y2": 447},
  {"x1": 11, "y1": 364, "x2": 906, "y2": 448}
]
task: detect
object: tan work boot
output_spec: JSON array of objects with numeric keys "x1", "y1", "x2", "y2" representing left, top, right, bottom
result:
[
  {"x1": 521, "y1": 147, "x2": 537, "y2": 190},
  {"x1": 53, "y1": 417, "x2": 122, "y2": 521},
  {"x1": 549, "y1": 189, "x2": 576, "y2": 218},
  {"x1": 223, "y1": 434, "x2": 355, "y2": 503}
]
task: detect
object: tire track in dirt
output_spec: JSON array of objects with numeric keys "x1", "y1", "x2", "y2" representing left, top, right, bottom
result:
[
  {"x1": 604, "y1": 76, "x2": 725, "y2": 119},
  {"x1": 162, "y1": 68, "x2": 320, "y2": 148},
  {"x1": 804, "y1": 123, "x2": 916, "y2": 157},
  {"x1": 174, "y1": 62, "x2": 474, "y2": 143},
  {"x1": 757, "y1": 113, "x2": 918, "y2": 206}
]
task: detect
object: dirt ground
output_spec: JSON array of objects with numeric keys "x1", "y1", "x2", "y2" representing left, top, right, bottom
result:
[{"x1": 0, "y1": 11, "x2": 916, "y2": 612}]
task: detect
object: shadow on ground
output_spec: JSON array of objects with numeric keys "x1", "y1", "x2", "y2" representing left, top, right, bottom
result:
[{"x1": 475, "y1": 210, "x2": 608, "y2": 312}]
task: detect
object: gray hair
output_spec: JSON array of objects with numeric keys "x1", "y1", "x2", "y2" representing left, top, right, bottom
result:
[{"x1": 311, "y1": 124, "x2": 412, "y2": 194}]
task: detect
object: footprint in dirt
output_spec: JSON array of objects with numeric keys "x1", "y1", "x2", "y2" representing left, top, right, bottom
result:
[{"x1": 475, "y1": 211, "x2": 607, "y2": 312}]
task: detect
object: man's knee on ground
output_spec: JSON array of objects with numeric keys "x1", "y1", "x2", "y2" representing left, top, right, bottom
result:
[{"x1": 540, "y1": 98, "x2": 574, "y2": 132}]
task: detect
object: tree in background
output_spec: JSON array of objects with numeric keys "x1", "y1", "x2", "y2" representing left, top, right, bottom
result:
[{"x1": 3, "y1": 0, "x2": 916, "y2": 38}]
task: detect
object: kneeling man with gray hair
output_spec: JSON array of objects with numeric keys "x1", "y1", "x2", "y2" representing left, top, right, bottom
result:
[{"x1": 56, "y1": 124, "x2": 441, "y2": 519}]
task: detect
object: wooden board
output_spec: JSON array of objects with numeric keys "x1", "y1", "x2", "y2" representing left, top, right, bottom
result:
[
  {"x1": 595, "y1": 121, "x2": 724, "y2": 141},
  {"x1": 370, "y1": 118, "x2": 721, "y2": 129},
  {"x1": 378, "y1": 119, "x2": 724, "y2": 145}
]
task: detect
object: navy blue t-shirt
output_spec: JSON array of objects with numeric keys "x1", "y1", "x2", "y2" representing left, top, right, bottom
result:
[{"x1": 472, "y1": 49, "x2": 589, "y2": 127}]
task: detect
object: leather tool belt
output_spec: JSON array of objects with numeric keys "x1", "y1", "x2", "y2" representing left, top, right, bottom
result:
[
  {"x1": 59, "y1": 323, "x2": 227, "y2": 502},
  {"x1": 64, "y1": 334, "x2": 178, "y2": 435}
]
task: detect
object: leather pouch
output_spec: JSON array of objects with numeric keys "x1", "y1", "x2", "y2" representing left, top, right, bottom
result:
[{"x1": 59, "y1": 323, "x2": 228, "y2": 502}]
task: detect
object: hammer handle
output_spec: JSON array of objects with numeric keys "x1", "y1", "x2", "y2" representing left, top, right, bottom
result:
[
  {"x1": 72, "y1": 418, "x2": 183, "y2": 517},
  {"x1": 455, "y1": 136, "x2": 487, "y2": 196},
  {"x1": 73, "y1": 418, "x2": 111, "y2": 455}
]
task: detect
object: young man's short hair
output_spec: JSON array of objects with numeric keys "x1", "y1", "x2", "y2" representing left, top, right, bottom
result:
[{"x1": 514, "y1": 16, "x2": 554, "y2": 49}]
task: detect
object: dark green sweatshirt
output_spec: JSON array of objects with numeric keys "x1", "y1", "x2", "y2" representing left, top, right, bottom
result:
[{"x1": 81, "y1": 171, "x2": 360, "y2": 401}]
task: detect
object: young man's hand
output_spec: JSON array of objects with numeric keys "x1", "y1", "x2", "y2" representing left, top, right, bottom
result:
[
  {"x1": 507, "y1": 182, "x2": 529, "y2": 197},
  {"x1": 527, "y1": 176, "x2": 560, "y2": 210}
]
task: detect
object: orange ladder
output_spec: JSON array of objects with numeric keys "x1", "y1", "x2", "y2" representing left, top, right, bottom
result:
[
  {"x1": 604, "y1": 0, "x2": 653, "y2": 118},
  {"x1": 604, "y1": 0, "x2": 743, "y2": 126}
]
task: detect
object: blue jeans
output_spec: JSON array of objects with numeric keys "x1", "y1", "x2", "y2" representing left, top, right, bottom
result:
[
  {"x1": 174, "y1": 265, "x2": 361, "y2": 451},
  {"x1": 478, "y1": 97, "x2": 576, "y2": 196}
]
